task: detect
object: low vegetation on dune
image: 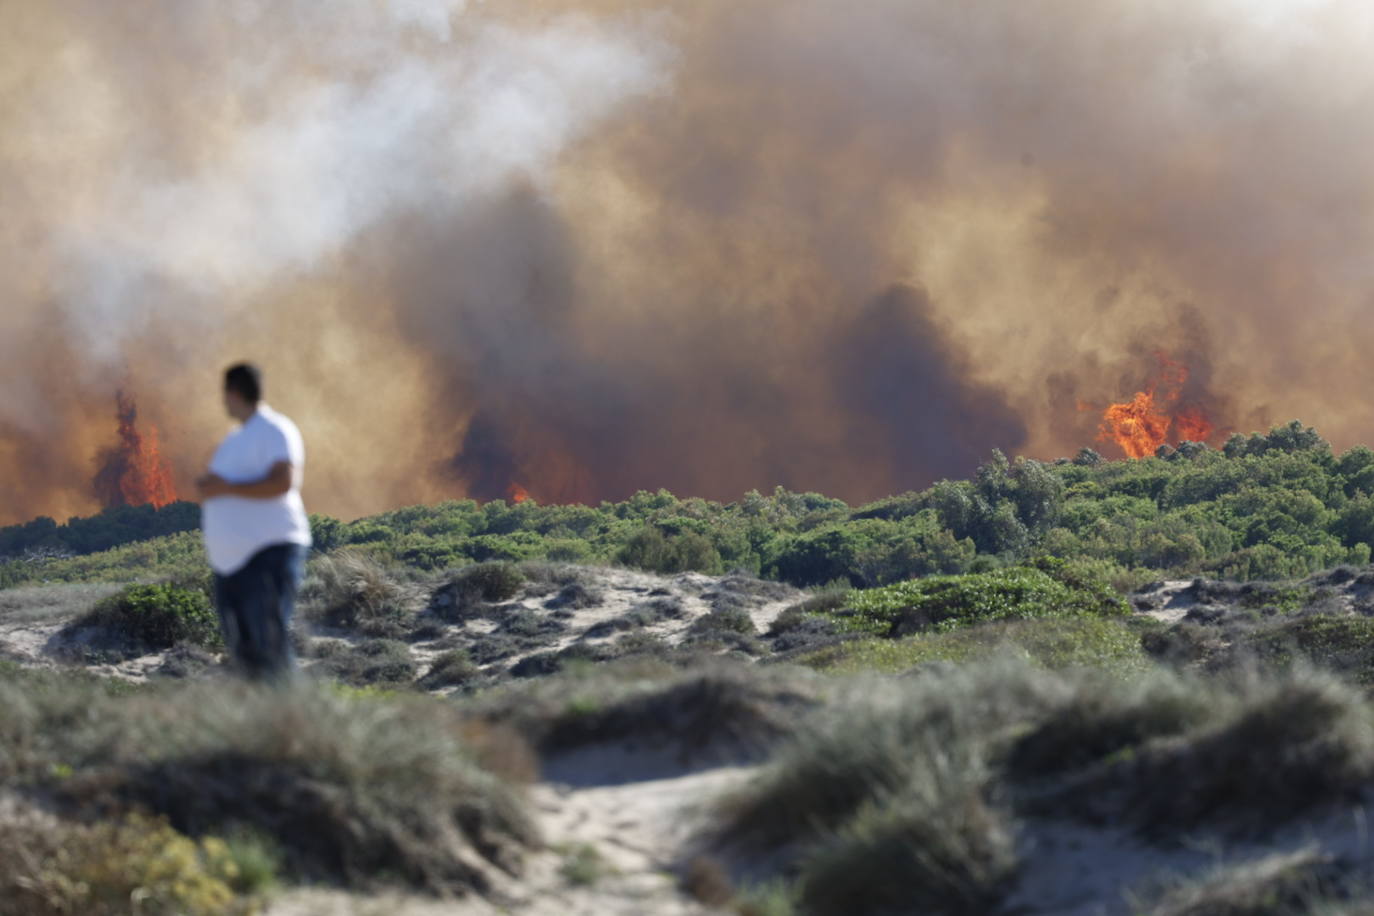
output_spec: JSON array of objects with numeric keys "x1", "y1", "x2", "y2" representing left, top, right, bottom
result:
[
  {"x1": 708, "y1": 660, "x2": 1374, "y2": 915},
  {"x1": 4, "y1": 420, "x2": 1374, "y2": 912},
  {"x1": 470, "y1": 658, "x2": 821, "y2": 764},
  {"x1": 0, "y1": 664, "x2": 539, "y2": 911},
  {"x1": 1138, "y1": 848, "x2": 1352, "y2": 916},
  {"x1": 5, "y1": 421, "x2": 1373, "y2": 592}
]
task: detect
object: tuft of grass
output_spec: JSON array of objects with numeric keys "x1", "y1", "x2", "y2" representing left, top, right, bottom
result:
[
  {"x1": 798, "y1": 789, "x2": 1017, "y2": 916},
  {"x1": 1050, "y1": 670, "x2": 1374, "y2": 836},
  {"x1": 0, "y1": 583, "x2": 124, "y2": 625},
  {"x1": 14, "y1": 680, "x2": 541, "y2": 895},
  {"x1": 719, "y1": 663, "x2": 1058, "y2": 852},
  {"x1": 1139, "y1": 847, "x2": 1347, "y2": 916},
  {"x1": 449, "y1": 562, "x2": 526, "y2": 604},
  {"x1": 473, "y1": 661, "x2": 818, "y2": 760},
  {"x1": 312, "y1": 638, "x2": 417, "y2": 687},
  {"x1": 422, "y1": 648, "x2": 479, "y2": 688},
  {"x1": 559, "y1": 843, "x2": 610, "y2": 887},
  {"x1": 733, "y1": 879, "x2": 799, "y2": 916},
  {"x1": 1005, "y1": 670, "x2": 1215, "y2": 780},
  {"x1": 68, "y1": 583, "x2": 221, "y2": 652},
  {"x1": 299, "y1": 550, "x2": 420, "y2": 636},
  {"x1": 717, "y1": 665, "x2": 1053, "y2": 916}
]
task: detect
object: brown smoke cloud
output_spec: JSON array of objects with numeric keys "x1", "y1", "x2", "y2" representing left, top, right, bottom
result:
[{"x1": 2, "y1": 0, "x2": 1372, "y2": 524}]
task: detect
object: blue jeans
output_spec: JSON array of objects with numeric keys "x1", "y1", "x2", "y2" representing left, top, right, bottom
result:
[{"x1": 213, "y1": 543, "x2": 307, "y2": 681}]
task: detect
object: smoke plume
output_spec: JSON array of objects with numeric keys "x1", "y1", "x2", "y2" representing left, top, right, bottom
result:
[{"x1": 3, "y1": 0, "x2": 1373, "y2": 523}]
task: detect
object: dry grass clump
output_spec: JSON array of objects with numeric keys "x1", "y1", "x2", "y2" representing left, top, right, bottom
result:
[
  {"x1": 583, "y1": 596, "x2": 685, "y2": 638},
  {"x1": 798, "y1": 789, "x2": 1017, "y2": 916},
  {"x1": 1006, "y1": 670, "x2": 1216, "y2": 780},
  {"x1": 430, "y1": 563, "x2": 527, "y2": 622},
  {"x1": 516, "y1": 562, "x2": 586, "y2": 597},
  {"x1": 472, "y1": 660, "x2": 820, "y2": 763},
  {"x1": 1140, "y1": 847, "x2": 1350, "y2": 916},
  {"x1": 1048, "y1": 670, "x2": 1374, "y2": 836},
  {"x1": 0, "y1": 583, "x2": 123, "y2": 625},
  {"x1": 0, "y1": 672, "x2": 538, "y2": 898},
  {"x1": 310, "y1": 638, "x2": 418, "y2": 687},
  {"x1": 300, "y1": 550, "x2": 421, "y2": 637},
  {"x1": 423, "y1": 649, "x2": 479, "y2": 689},
  {"x1": 717, "y1": 663, "x2": 1056, "y2": 915}
]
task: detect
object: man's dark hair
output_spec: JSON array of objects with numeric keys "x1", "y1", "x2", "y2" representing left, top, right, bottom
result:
[{"x1": 224, "y1": 363, "x2": 263, "y2": 404}]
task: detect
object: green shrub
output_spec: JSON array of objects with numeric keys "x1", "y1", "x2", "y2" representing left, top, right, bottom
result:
[
  {"x1": 836, "y1": 564, "x2": 1127, "y2": 637},
  {"x1": 0, "y1": 808, "x2": 261, "y2": 916},
  {"x1": 76, "y1": 583, "x2": 220, "y2": 650},
  {"x1": 618, "y1": 527, "x2": 722, "y2": 574}
]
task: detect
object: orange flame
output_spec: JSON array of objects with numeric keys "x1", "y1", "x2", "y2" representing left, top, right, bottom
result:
[
  {"x1": 1099, "y1": 354, "x2": 1214, "y2": 459},
  {"x1": 508, "y1": 483, "x2": 531, "y2": 504},
  {"x1": 93, "y1": 391, "x2": 178, "y2": 508}
]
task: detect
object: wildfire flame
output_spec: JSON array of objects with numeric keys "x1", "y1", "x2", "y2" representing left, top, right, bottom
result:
[
  {"x1": 1099, "y1": 354, "x2": 1215, "y2": 459},
  {"x1": 93, "y1": 391, "x2": 178, "y2": 508},
  {"x1": 508, "y1": 483, "x2": 531, "y2": 504}
]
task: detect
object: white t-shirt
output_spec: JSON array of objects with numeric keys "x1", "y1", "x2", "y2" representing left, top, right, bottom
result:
[{"x1": 201, "y1": 404, "x2": 312, "y2": 575}]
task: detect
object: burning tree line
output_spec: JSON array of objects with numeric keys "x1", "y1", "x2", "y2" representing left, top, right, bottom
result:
[{"x1": 83, "y1": 351, "x2": 1215, "y2": 515}]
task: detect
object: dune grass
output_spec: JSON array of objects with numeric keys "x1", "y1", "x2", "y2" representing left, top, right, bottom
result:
[{"x1": 0, "y1": 667, "x2": 538, "y2": 898}]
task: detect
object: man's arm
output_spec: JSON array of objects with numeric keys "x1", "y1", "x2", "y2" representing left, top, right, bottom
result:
[{"x1": 196, "y1": 461, "x2": 296, "y2": 501}]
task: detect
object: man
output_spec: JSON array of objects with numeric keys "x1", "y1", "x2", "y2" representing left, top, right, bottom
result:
[{"x1": 196, "y1": 363, "x2": 312, "y2": 680}]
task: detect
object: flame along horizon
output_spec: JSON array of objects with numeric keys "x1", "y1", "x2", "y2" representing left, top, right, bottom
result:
[
  {"x1": 1099, "y1": 355, "x2": 1216, "y2": 459},
  {"x1": 92, "y1": 392, "x2": 178, "y2": 510}
]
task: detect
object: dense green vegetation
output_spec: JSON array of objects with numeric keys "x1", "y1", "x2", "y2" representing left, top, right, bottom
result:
[
  {"x1": 72, "y1": 583, "x2": 222, "y2": 651},
  {"x1": 3, "y1": 421, "x2": 1372, "y2": 591}
]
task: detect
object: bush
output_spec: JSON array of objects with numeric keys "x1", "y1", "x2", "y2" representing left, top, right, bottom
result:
[
  {"x1": 835, "y1": 564, "x2": 1127, "y2": 637},
  {"x1": 618, "y1": 527, "x2": 722, "y2": 575},
  {"x1": 0, "y1": 809, "x2": 259, "y2": 916},
  {"x1": 73, "y1": 583, "x2": 220, "y2": 650}
]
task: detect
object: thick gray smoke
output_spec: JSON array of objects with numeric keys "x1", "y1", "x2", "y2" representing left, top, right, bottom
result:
[{"x1": 2, "y1": 0, "x2": 1372, "y2": 523}]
